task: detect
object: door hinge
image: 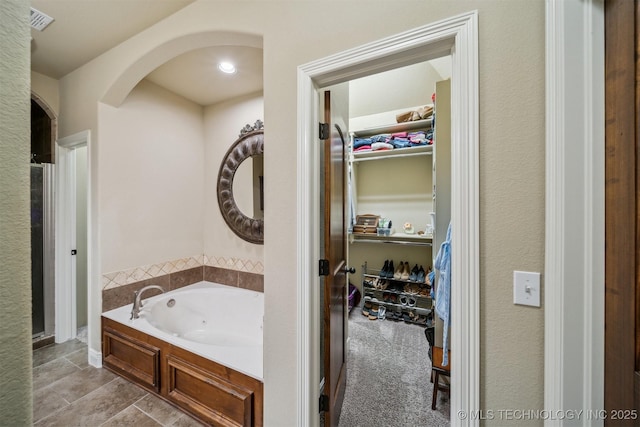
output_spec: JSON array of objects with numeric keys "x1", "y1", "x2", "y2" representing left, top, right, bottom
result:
[
  {"x1": 319, "y1": 259, "x2": 330, "y2": 276},
  {"x1": 319, "y1": 122, "x2": 330, "y2": 140},
  {"x1": 319, "y1": 394, "x2": 329, "y2": 412}
]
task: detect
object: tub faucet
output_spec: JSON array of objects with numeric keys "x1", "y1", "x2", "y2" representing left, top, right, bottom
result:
[{"x1": 130, "y1": 285, "x2": 165, "y2": 320}]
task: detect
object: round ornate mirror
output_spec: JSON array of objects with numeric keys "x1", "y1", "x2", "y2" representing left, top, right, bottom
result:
[{"x1": 217, "y1": 121, "x2": 264, "y2": 244}]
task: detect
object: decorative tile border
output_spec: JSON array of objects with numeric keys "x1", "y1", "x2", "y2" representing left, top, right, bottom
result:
[
  {"x1": 204, "y1": 255, "x2": 264, "y2": 274},
  {"x1": 102, "y1": 254, "x2": 263, "y2": 290}
]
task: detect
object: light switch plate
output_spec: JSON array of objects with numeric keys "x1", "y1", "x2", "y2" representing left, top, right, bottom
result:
[{"x1": 513, "y1": 271, "x2": 540, "y2": 307}]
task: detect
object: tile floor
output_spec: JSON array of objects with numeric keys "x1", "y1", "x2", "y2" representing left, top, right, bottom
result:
[{"x1": 32, "y1": 340, "x2": 204, "y2": 426}]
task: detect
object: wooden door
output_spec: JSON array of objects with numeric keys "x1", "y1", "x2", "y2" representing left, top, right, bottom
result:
[
  {"x1": 604, "y1": 0, "x2": 640, "y2": 423},
  {"x1": 322, "y1": 87, "x2": 349, "y2": 426}
]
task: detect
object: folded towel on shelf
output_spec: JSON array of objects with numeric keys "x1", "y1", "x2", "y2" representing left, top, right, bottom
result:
[{"x1": 353, "y1": 137, "x2": 372, "y2": 149}]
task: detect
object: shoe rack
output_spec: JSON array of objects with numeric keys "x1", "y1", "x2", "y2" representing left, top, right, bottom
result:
[{"x1": 360, "y1": 261, "x2": 433, "y2": 326}]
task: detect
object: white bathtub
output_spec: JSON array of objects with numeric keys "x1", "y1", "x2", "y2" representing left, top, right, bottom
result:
[{"x1": 102, "y1": 281, "x2": 263, "y2": 380}]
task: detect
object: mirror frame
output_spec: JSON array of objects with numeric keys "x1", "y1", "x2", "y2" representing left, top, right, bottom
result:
[{"x1": 217, "y1": 124, "x2": 264, "y2": 244}]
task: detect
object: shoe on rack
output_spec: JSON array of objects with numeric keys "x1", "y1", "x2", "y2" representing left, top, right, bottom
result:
[
  {"x1": 386, "y1": 260, "x2": 395, "y2": 279},
  {"x1": 383, "y1": 292, "x2": 391, "y2": 302},
  {"x1": 379, "y1": 260, "x2": 389, "y2": 278},
  {"x1": 401, "y1": 262, "x2": 411, "y2": 281},
  {"x1": 362, "y1": 301, "x2": 372, "y2": 316},
  {"x1": 417, "y1": 266, "x2": 426, "y2": 283},
  {"x1": 393, "y1": 261, "x2": 404, "y2": 280},
  {"x1": 368, "y1": 305, "x2": 379, "y2": 320},
  {"x1": 409, "y1": 264, "x2": 419, "y2": 281}
]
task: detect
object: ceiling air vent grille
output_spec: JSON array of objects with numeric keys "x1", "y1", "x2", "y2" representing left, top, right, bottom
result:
[{"x1": 30, "y1": 7, "x2": 54, "y2": 31}]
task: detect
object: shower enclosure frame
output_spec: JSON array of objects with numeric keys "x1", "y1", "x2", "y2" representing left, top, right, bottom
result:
[{"x1": 31, "y1": 163, "x2": 56, "y2": 339}]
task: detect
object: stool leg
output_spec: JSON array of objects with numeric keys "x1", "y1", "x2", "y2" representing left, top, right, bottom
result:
[{"x1": 431, "y1": 371, "x2": 440, "y2": 410}]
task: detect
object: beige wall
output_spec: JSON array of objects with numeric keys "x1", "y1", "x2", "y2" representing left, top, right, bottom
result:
[
  {"x1": 0, "y1": 0, "x2": 33, "y2": 423},
  {"x1": 99, "y1": 79, "x2": 205, "y2": 274},
  {"x1": 203, "y1": 92, "x2": 264, "y2": 264},
  {"x1": 57, "y1": 1, "x2": 545, "y2": 424},
  {"x1": 31, "y1": 71, "x2": 59, "y2": 116},
  {"x1": 349, "y1": 61, "x2": 444, "y2": 118}
]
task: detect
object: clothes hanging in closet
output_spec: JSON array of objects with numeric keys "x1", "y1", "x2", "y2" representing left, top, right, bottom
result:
[{"x1": 434, "y1": 222, "x2": 451, "y2": 366}]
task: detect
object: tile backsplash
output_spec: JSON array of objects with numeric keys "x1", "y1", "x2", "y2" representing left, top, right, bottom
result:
[
  {"x1": 204, "y1": 255, "x2": 264, "y2": 275},
  {"x1": 102, "y1": 254, "x2": 264, "y2": 290},
  {"x1": 101, "y1": 254, "x2": 264, "y2": 312}
]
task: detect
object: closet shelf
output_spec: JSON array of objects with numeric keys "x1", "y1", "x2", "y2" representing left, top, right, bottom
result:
[
  {"x1": 349, "y1": 232, "x2": 432, "y2": 247},
  {"x1": 363, "y1": 273, "x2": 432, "y2": 289},
  {"x1": 364, "y1": 295, "x2": 432, "y2": 315},
  {"x1": 350, "y1": 144, "x2": 432, "y2": 162},
  {"x1": 351, "y1": 118, "x2": 432, "y2": 137}
]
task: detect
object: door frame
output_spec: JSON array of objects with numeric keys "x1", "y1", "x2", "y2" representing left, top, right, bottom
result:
[
  {"x1": 297, "y1": 11, "x2": 479, "y2": 426},
  {"x1": 544, "y1": 0, "x2": 605, "y2": 420},
  {"x1": 55, "y1": 130, "x2": 98, "y2": 363}
]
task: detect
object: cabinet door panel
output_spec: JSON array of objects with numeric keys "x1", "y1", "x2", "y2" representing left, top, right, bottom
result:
[
  {"x1": 166, "y1": 355, "x2": 254, "y2": 427},
  {"x1": 102, "y1": 327, "x2": 161, "y2": 392}
]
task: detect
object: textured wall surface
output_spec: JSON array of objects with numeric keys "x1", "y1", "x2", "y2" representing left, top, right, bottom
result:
[{"x1": 0, "y1": 0, "x2": 33, "y2": 424}]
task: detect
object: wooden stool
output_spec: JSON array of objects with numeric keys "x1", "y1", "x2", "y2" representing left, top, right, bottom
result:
[{"x1": 431, "y1": 346, "x2": 451, "y2": 410}]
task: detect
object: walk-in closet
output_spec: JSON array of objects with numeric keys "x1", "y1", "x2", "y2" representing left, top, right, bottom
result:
[{"x1": 338, "y1": 57, "x2": 452, "y2": 426}]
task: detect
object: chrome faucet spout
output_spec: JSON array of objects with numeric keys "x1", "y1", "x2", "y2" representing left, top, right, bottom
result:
[{"x1": 130, "y1": 285, "x2": 165, "y2": 320}]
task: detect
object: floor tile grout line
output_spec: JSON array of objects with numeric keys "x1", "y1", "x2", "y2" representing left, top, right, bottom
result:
[
  {"x1": 32, "y1": 393, "x2": 72, "y2": 426},
  {"x1": 64, "y1": 357, "x2": 89, "y2": 370},
  {"x1": 133, "y1": 398, "x2": 173, "y2": 426},
  {"x1": 132, "y1": 392, "x2": 204, "y2": 427},
  {"x1": 98, "y1": 404, "x2": 135, "y2": 427}
]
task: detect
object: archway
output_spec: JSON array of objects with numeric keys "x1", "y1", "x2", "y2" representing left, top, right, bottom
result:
[{"x1": 101, "y1": 30, "x2": 262, "y2": 107}]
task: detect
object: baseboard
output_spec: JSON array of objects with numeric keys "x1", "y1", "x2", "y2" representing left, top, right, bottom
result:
[{"x1": 89, "y1": 348, "x2": 102, "y2": 368}]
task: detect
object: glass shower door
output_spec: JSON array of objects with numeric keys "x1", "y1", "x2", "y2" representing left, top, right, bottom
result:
[
  {"x1": 31, "y1": 166, "x2": 45, "y2": 337},
  {"x1": 31, "y1": 164, "x2": 55, "y2": 338}
]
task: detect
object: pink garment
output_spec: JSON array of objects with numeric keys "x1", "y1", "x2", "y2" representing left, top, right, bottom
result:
[
  {"x1": 391, "y1": 132, "x2": 408, "y2": 138},
  {"x1": 354, "y1": 145, "x2": 371, "y2": 152}
]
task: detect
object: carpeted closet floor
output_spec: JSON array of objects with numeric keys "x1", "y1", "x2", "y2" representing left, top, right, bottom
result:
[{"x1": 338, "y1": 306, "x2": 450, "y2": 427}]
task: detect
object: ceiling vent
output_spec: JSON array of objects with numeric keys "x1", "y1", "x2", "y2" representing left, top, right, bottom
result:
[{"x1": 30, "y1": 7, "x2": 54, "y2": 31}]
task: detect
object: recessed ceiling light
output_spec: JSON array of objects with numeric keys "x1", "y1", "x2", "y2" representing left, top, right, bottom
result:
[{"x1": 218, "y1": 62, "x2": 236, "y2": 74}]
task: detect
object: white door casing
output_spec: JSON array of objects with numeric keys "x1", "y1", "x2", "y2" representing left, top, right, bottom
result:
[
  {"x1": 297, "y1": 11, "x2": 479, "y2": 426},
  {"x1": 544, "y1": 0, "x2": 605, "y2": 424},
  {"x1": 56, "y1": 130, "x2": 101, "y2": 367}
]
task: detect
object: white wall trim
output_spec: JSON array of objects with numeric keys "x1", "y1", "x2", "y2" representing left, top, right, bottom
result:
[
  {"x1": 88, "y1": 348, "x2": 102, "y2": 368},
  {"x1": 544, "y1": 0, "x2": 604, "y2": 424},
  {"x1": 297, "y1": 11, "x2": 479, "y2": 426},
  {"x1": 58, "y1": 130, "x2": 89, "y2": 149},
  {"x1": 581, "y1": 0, "x2": 605, "y2": 416},
  {"x1": 56, "y1": 130, "x2": 96, "y2": 368},
  {"x1": 544, "y1": 0, "x2": 565, "y2": 417}
]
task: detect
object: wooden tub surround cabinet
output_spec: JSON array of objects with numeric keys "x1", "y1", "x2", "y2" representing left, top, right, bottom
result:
[{"x1": 102, "y1": 317, "x2": 263, "y2": 426}]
